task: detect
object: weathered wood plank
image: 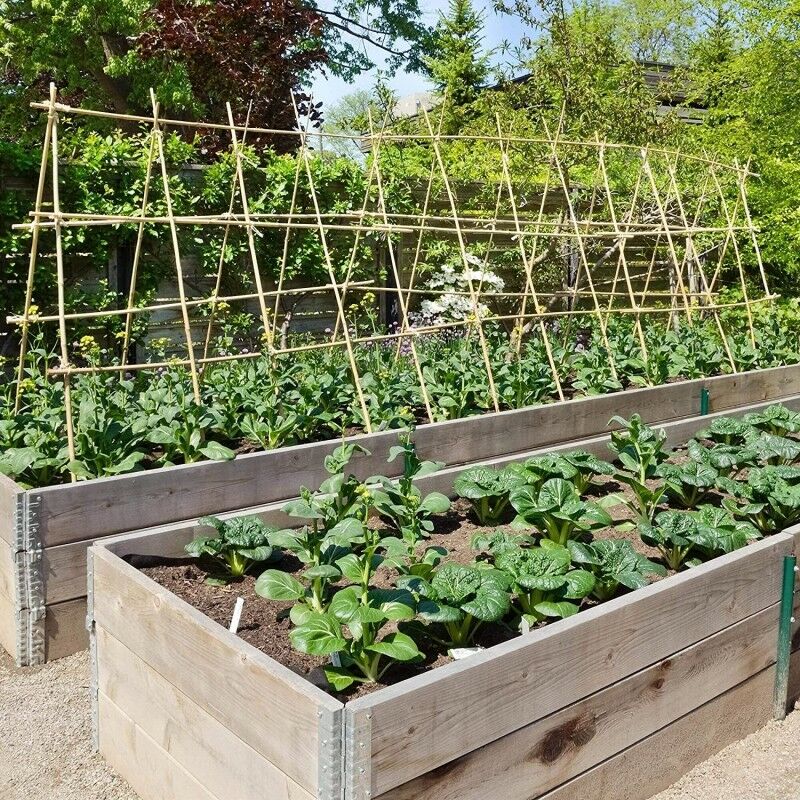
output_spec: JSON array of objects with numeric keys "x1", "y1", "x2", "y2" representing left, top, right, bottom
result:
[
  {"x1": 0, "y1": 475, "x2": 20, "y2": 547},
  {"x1": 34, "y1": 431, "x2": 396, "y2": 547},
  {"x1": 97, "y1": 393, "x2": 800, "y2": 564},
  {"x1": 91, "y1": 546, "x2": 341, "y2": 796},
  {"x1": 35, "y1": 364, "x2": 800, "y2": 547},
  {"x1": 42, "y1": 539, "x2": 97, "y2": 605},
  {"x1": 98, "y1": 692, "x2": 220, "y2": 800},
  {"x1": 350, "y1": 533, "x2": 795, "y2": 796},
  {"x1": 374, "y1": 599, "x2": 794, "y2": 800},
  {"x1": 538, "y1": 651, "x2": 800, "y2": 800},
  {"x1": 97, "y1": 626, "x2": 315, "y2": 800},
  {"x1": 0, "y1": 538, "x2": 14, "y2": 603},
  {"x1": 0, "y1": 589, "x2": 16, "y2": 658},
  {"x1": 45, "y1": 598, "x2": 88, "y2": 661}
]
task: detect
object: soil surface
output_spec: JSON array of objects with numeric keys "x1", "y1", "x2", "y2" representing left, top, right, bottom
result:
[
  {"x1": 3, "y1": 647, "x2": 800, "y2": 800},
  {"x1": 140, "y1": 480, "x2": 684, "y2": 699},
  {"x1": 137, "y1": 437, "x2": 773, "y2": 699}
]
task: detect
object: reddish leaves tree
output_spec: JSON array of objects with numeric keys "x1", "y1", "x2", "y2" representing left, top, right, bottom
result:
[{"x1": 139, "y1": 0, "x2": 328, "y2": 146}]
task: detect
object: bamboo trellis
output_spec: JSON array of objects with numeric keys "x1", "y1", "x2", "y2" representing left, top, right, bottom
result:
[{"x1": 10, "y1": 87, "x2": 774, "y2": 474}]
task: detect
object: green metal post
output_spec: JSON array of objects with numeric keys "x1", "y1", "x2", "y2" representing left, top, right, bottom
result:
[
  {"x1": 774, "y1": 554, "x2": 797, "y2": 721},
  {"x1": 700, "y1": 387, "x2": 710, "y2": 416}
]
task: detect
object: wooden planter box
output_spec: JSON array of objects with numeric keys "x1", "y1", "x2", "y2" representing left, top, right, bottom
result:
[
  {"x1": 89, "y1": 515, "x2": 800, "y2": 800},
  {"x1": 89, "y1": 393, "x2": 800, "y2": 800},
  {"x1": 6, "y1": 362, "x2": 800, "y2": 665}
]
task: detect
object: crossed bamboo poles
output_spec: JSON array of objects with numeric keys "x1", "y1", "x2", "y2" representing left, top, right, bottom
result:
[{"x1": 11, "y1": 85, "x2": 771, "y2": 475}]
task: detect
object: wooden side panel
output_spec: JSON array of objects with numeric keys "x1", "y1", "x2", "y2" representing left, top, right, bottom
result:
[
  {"x1": 0, "y1": 589, "x2": 16, "y2": 658},
  {"x1": 352, "y1": 533, "x2": 794, "y2": 796},
  {"x1": 0, "y1": 475, "x2": 20, "y2": 546},
  {"x1": 539, "y1": 651, "x2": 800, "y2": 800},
  {"x1": 0, "y1": 537, "x2": 14, "y2": 603},
  {"x1": 374, "y1": 600, "x2": 789, "y2": 800},
  {"x1": 706, "y1": 363, "x2": 800, "y2": 412},
  {"x1": 45, "y1": 598, "x2": 88, "y2": 661},
  {"x1": 98, "y1": 693, "x2": 220, "y2": 800},
  {"x1": 97, "y1": 627, "x2": 314, "y2": 800},
  {"x1": 43, "y1": 539, "x2": 96, "y2": 605},
  {"x1": 91, "y1": 546, "x2": 339, "y2": 796},
  {"x1": 35, "y1": 431, "x2": 399, "y2": 547},
  {"x1": 35, "y1": 364, "x2": 800, "y2": 547},
  {"x1": 414, "y1": 363, "x2": 800, "y2": 468}
]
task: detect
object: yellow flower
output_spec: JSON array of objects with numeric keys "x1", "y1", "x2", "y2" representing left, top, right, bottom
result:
[{"x1": 27, "y1": 304, "x2": 39, "y2": 318}]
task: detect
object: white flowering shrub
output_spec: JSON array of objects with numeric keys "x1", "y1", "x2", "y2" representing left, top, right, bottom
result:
[{"x1": 415, "y1": 254, "x2": 505, "y2": 326}]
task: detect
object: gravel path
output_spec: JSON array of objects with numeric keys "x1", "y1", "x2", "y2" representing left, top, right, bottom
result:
[
  {"x1": 0, "y1": 649, "x2": 135, "y2": 800},
  {"x1": 2, "y1": 648, "x2": 800, "y2": 800},
  {"x1": 653, "y1": 710, "x2": 800, "y2": 800}
]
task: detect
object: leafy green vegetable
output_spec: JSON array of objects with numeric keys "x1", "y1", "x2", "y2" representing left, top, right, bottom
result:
[
  {"x1": 638, "y1": 511, "x2": 697, "y2": 570},
  {"x1": 510, "y1": 477, "x2": 612, "y2": 545},
  {"x1": 372, "y1": 434, "x2": 450, "y2": 578},
  {"x1": 686, "y1": 439, "x2": 755, "y2": 478},
  {"x1": 256, "y1": 444, "x2": 374, "y2": 613},
  {"x1": 718, "y1": 466, "x2": 800, "y2": 533},
  {"x1": 569, "y1": 538, "x2": 666, "y2": 601},
  {"x1": 695, "y1": 417, "x2": 751, "y2": 445},
  {"x1": 453, "y1": 465, "x2": 522, "y2": 525},
  {"x1": 744, "y1": 404, "x2": 800, "y2": 437},
  {"x1": 290, "y1": 587, "x2": 421, "y2": 690},
  {"x1": 488, "y1": 540, "x2": 595, "y2": 625},
  {"x1": 608, "y1": 414, "x2": 669, "y2": 522},
  {"x1": 639, "y1": 505, "x2": 761, "y2": 570},
  {"x1": 684, "y1": 506, "x2": 761, "y2": 565},
  {"x1": 402, "y1": 563, "x2": 511, "y2": 647},
  {"x1": 656, "y1": 461, "x2": 718, "y2": 508},
  {"x1": 560, "y1": 450, "x2": 615, "y2": 493},
  {"x1": 743, "y1": 431, "x2": 800, "y2": 466},
  {"x1": 186, "y1": 515, "x2": 279, "y2": 583}
]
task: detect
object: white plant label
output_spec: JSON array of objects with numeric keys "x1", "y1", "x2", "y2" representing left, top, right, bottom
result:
[
  {"x1": 229, "y1": 597, "x2": 245, "y2": 634},
  {"x1": 449, "y1": 646, "x2": 484, "y2": 660}
]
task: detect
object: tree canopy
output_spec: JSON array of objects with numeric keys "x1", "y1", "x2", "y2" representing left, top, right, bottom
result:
[{"x1": 0, "y1": 0, "x2": 433, "y2": 135}]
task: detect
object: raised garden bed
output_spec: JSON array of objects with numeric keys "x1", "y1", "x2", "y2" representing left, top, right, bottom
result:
[
  {"x1": 89, "y1": 400, "x2": 800, "y2": 800},
  {"x1": 5, "y1": 362, "x2": 800, "y2": 665}
]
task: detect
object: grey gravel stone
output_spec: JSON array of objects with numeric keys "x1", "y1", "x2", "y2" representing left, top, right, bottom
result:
[{"x1": 0, "y1": 649, "x2": 136, "y2": 800}]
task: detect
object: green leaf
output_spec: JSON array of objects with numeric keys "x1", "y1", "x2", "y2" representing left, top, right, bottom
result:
[
  {"x1": 254, "y1": 569, "x2": 305, "y2": 601},
  {"x1": 304, "y1": 564, "x2": 342, "y2": 581},
  {"x1": 367, "y1": 631, "x2": 422, "y2": 662},
  {"x1": 323, "y1": 665, "x2": 357, "y2": 691},
  {"x1": 533, "y1": 600, "x2": 580, "y2": 619},
  {"x1": 419, "y1": 492, "x2": 451, "y2": 515},
  {"x1": 418, "y1": 599, "x2": 462, "y2": 623},
  {"x1": 327, "y1": 517, "x2": 366, "y2": 546},
  {"x1": 290, "y1": 613, "x2": 347, "y2": 656},
  {"x1": 289, "y1": 603, "x2": 315, "y2": 626},
  {"x1": 281, "y1": 498, "x2": 323, "y2": 519},
  {"x1": 562, "y1": 569, "x2": 595, "y2": 599},
  {"x1": 336, "y1": 552, "x2": 366, "y2": 583},
  {"x1": 329, "y1": 587, "x2": 361, "y2": 623},
  {"x1": 199, "y1": 441, "x2": 236, "y2": 461},
  {"x1": 462, "y1": 583, "x2": 510, "y2": 622}
]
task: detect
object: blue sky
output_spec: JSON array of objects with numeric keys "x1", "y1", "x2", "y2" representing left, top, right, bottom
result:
[{"x1": 310, "y1": 0, "x2": 537, "y2": 110}]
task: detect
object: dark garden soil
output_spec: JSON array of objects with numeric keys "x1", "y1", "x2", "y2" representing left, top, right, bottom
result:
[
  {"x1": 139, "y1": 479, "x2": 697, "y2": 699},
  {"x1": 138, "y1": 436, "x2": 769, "y2": 699}
]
